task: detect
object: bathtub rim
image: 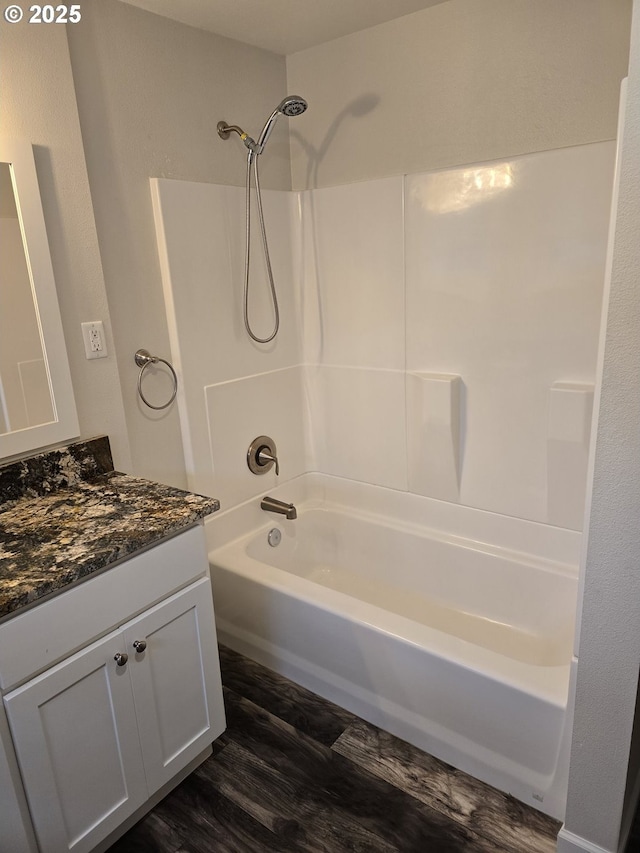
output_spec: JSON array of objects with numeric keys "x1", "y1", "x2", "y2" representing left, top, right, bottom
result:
[{"x1": 205, "y1": 471, "x2": 582, "y2": 570}]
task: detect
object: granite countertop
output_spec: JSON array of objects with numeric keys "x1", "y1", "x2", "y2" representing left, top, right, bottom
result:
[{"x1": 0, "y1": 437, "x2": 219, "y2": 620}]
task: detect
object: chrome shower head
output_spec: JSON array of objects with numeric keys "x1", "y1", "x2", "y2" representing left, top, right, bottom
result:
[
  {"x1": 278, "y1": 96, "x2": 308, "y2": 117},
  {"x1": 256, "y1": 95, "x2": 308, "y2": 152}
]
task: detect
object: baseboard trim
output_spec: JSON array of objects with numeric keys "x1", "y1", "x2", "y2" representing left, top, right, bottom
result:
[{"x1": 556, "y1": 827, "x2": 616, "y2": 853}]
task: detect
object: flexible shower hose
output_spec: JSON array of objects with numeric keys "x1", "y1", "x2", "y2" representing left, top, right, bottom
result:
[{"x1": 243, "y1": 151, "x2": 280, "y2": 343}]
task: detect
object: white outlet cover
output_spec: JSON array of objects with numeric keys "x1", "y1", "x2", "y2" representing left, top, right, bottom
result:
[{"x1": 81, "y1": 321, "x2": 108, "y2": 359}]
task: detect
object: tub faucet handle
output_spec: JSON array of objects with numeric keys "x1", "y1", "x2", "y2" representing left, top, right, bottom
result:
[
  {"x1": 257, "y1": 447, "x2": 279, "y2": 476},
  {"x1": 248, "y1": 436, "x2": 280, "y2": 476}
]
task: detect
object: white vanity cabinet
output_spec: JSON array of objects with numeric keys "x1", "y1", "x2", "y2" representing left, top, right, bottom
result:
[{"x1": 0, "y1": 525, "x2": 225, "y2": 853}]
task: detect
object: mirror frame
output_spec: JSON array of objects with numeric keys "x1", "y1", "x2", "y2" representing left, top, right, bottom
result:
[{"x1": 0, "y1": 138, "x2": 79, "y2": 459}]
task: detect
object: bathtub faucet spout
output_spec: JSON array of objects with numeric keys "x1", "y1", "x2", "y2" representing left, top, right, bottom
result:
[{"x1": 261, "y1": 496, "x2": 297, "y2": 520}]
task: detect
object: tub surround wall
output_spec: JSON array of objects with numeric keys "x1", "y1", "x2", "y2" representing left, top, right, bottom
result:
[
  {"x1": 547, "y1": 383, "x2": 595, "y2": 531},
  {"x1": 154, "y1": 142, "x2": 614, "y2": 529},
  {"x1": 150, "y1": 179, "x2": 302, "y2": 500},
  {"x1": 407, "y1": 373, "x2": 463, "y2": 503},
  {"x1": 297, "y1": 175, "x2": 408, "y2": 496},
  {"x1": 297, "y1": 177, "x2": 405, "y2": 369},
  {"x1": 204, "y1": 368, "x2": 309, "y2": 509},
  {"x1": 402, "y1": 143, "x2": 614, "y2": 525},
  {"x1": 307, "y1": 365, "x2": 408, "y2": 493}
]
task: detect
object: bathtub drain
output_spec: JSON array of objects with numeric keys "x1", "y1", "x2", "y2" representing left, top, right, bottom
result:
[{"x1": 267, "y1": 528, "x2": 282, "y2": 547}]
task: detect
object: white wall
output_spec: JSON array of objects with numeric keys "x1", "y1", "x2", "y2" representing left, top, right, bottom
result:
[
  {"x1": 0, "y1": 22, "x2": 131, "y2": 469},
  {"x1": 151, "y1": 178, "x2": 303, "y2": 503},
  {"x1": 154, "y1": 140, "x2": 614, "y2": 527},
  {"x1": 559, "y1": 1, "x2": 640, "y2": 849},
  {"x1": 301, "y1": 144, "x2": 614, "y2": 525},
  {"x1": 67, "y1": 0, "x2": 290, "y2": 489},
  {"x1": 287, "y1": 0, "x2": 632, "y2": 190}
]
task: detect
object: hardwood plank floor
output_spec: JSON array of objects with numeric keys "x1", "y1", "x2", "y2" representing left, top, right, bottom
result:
[
  {"x1": 108, "y1": 644, "x2": 561, "y2": 853},
  {"x1": 333, "y1": 719, "x2": 557, "y2": 853}
]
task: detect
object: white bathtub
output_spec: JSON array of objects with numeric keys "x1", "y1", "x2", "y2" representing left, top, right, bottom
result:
[{"x1": 207, "y1": 473, "x2": 580, "y2": 820}]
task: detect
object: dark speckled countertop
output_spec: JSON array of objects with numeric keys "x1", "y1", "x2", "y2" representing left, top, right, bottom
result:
[{"x1": 0, "y1": 437, "x2": 219, "y2": 620}]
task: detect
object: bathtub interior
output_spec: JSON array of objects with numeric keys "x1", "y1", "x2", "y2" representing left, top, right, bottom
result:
[
  {"x1": 245, "y1": 507, "x2": 577, "y2": 667},
  {"x1": 206, "y1": 472, "x2": 581, "y2": 819}
]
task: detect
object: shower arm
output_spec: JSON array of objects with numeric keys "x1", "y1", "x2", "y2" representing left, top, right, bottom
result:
[{"x1": 217, "y1": 121, "x2": 259, "y2": 153}]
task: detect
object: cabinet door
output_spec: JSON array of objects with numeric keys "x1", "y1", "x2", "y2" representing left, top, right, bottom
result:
[
  {"x1": 3, "y1": 629, "x2": 148, "y2": 853},
  {"x1": 123, "y1": 578, "x2": 226, "y2": 793}
]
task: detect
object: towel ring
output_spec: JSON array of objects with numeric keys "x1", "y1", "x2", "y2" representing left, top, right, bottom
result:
[{"x1": 134, "y1": 349, "x2": 178, "y2": 410}]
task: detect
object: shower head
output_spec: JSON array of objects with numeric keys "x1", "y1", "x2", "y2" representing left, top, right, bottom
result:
[
  {"x1": 278, "y1": 96, "x2": 308, "y2": 117},
  {"x1": 256, "y1": 95, "x2": 308, "y2": 153}
]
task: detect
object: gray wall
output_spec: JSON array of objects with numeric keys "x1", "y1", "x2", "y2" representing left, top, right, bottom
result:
[
  {"x1": 0, "y1": 22, "x2": 131, "y2": 469},
  {"x1": 287, "y1": 0, "x2": 632, "y2": 190}
]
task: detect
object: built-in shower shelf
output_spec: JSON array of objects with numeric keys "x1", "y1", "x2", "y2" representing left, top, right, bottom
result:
[{"x1": 407, "y1": 372, "x2": 462, "y2": 502}]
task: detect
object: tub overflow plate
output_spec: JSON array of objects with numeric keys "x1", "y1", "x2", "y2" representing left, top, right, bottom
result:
[{"x1": 268, "y1": 528, "x2": 282, "y2": 547}]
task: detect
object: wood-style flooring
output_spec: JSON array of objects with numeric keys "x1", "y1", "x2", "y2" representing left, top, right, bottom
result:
[{"x1": 108, "y1": 644, "x2": 563, "y2": 852}]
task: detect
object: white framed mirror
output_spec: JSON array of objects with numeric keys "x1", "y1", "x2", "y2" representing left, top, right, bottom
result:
[{"x1": 0, "y1": 138, "x2": 79, "y2": 459}]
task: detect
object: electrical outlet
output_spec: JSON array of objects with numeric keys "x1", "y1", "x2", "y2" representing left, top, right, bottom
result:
[{"x1": 81, "y1": 321, "x2": 108, "y2": 360}]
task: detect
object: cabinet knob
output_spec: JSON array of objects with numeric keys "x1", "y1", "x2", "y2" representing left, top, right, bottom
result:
[
  {"x1": 114, "y1": 652, "x2": 128, "y2": 667},
  {"x1": 132, "y1": 639, "x2": 147, "y2": 653}
]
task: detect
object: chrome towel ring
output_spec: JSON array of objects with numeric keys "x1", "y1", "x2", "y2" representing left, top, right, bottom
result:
[{"x1": 134, "y1": 349, "x2": 178, "y2": 410}]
